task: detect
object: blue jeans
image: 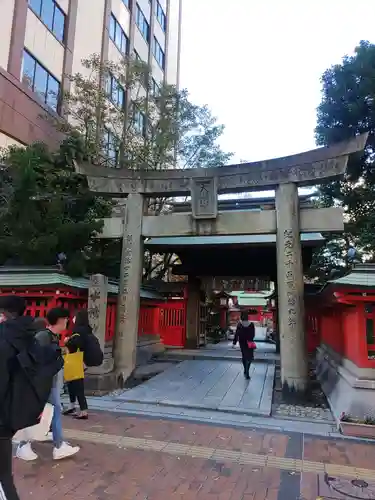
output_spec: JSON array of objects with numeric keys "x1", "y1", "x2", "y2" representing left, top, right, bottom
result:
[{"x1": 48, "y1": 373, "x2": 64, "y2": 449}]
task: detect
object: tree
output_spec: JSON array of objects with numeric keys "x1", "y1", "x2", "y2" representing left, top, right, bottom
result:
[
  {"x1": 52, "y1": 54, "x2": 232, "y2": 280},
  {"x1": 0, "y1": 137, "x2": 112, "y2": 275},
  {"x1": 306, "y1": 234, "x2": 362, "y2": 282},
  {"x1": 313, "y1": 40, "x2": 375, "y2": 280}
]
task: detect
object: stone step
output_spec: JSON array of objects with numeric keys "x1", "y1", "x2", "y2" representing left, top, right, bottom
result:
[
  {"x1": 111, "y1": 397, "x2": 272, "y2": 417},
  {"x1": 155, "y1": 351, "x2": 278, "y2": 364}
]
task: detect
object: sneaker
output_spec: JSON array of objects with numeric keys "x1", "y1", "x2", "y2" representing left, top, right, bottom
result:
[
  {"x1": 53, "y1": 442, "x2": 80, "y2": 460},
  {"x1": 37, "y1": 432, "x2": 53, "y2": 442},
  {"x1": 16, "y1": 442, "x2": 38, "y2": 461}
]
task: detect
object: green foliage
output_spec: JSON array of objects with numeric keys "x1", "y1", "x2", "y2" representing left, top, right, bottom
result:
[
  {"x1": 313, "y1": 40, "x2": 375, "y2": 280},
  {"x1": 0, "y1": 137, "x2": 112, "y2": 275}
]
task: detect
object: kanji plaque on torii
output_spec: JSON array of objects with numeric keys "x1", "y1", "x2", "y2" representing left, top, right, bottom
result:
[{"x1": 191, "y1": 177, "x2": 218, "y2": 219}]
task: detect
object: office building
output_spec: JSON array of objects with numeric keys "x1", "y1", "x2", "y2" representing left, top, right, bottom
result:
[{"x1": 0, "y1": 0, "x2": 182, "y2": 148}]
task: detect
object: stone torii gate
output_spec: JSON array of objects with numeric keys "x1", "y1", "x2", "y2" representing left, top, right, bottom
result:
[{"x1": 76, "y1": 133, "x2": 368, "y2": 395}]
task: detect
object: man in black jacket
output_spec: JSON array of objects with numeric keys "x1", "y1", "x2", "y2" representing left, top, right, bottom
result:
[
  {"x1": 16, "y1": 308, "x2": 80, "y2": 462},
  {"x1": 0, "y1": 295, "x2": 35, "y2": 500},
  {"x1": 233, "y1": 311, "x2": 256, "y2": 379}
]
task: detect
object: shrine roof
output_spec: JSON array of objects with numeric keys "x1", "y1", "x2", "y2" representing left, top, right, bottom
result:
[
  {"x1": 329, "y1": 264, "x2": 375, "y2": 288},
  {"x1": 146, "y1": 233, "x2": 324, "y2": 248},
  {"x1": 0, "y1": 266, "x2": 162, "y2": 300}
]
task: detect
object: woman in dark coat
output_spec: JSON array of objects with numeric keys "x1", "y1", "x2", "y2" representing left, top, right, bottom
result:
[
  {"x1": 63, "y1": 310, "x2": 90, "y2": 419},
  {"x1": 233, "y1": 311, "x2": 256, "y2": 379}
]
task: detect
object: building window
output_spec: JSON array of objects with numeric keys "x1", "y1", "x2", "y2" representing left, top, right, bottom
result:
[
  {"x1": 106, "y1": 74, "x2": 126, "y2": 109},
  {"x1": 151, "y1": 78, "x2": 160, "y2": 96},
  {"x1": 153, "y1": 36, "x2": 165, "y2": 70},
  {"x1": 28, "y1": 0, "x2": 66, "y2": 43},
  {"x1": 22, "y1": 50, "x2": 60, "y2": 112},
  {"x1": 109, "y1": 14, "x2": 129, "y2": 56},
  {"x1": 156, "y1": 1, "x2": 166, "y2": 31},
  {"x1": 134, "y1": 50, "x2": 142, "y2": 61},
  {"x1": 136, "y1": 4, "x2": 150, "y2": 43},
  {"x1": 133, "y1": 105, "x2": 146, "y2": 137},
  {"x1": 102, "y1": 129, "x2": 118, "y2": 166},
  {"x1": 122, "y1": 0, "x2": 130, "y2": 9}
]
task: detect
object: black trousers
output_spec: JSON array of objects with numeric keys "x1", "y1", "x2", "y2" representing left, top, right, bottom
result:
[
  {"x1": 67, "y1": 379, "x2": 88, "y2": 411},
  {"x1": 0, "y1": 437, "x2": 20, "y2": 500},
  {"x1": 241, "y1": 349, "x2": 254, "y2": 376}
]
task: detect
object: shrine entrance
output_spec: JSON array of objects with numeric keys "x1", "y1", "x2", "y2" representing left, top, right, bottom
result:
[{"x1": 76, "y1": 134, "x2": 368, "y2": 396}]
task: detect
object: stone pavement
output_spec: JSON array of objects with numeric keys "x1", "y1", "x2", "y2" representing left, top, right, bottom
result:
[
  {"x1": 113, "y1": 360, "x2": 275, "y2": 416},
  {"x1": 14, "y1": 410, "x2": 375, "y2": 499}
]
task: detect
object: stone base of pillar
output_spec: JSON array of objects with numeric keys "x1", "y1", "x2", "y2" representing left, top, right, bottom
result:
[
  {"x1": 85, "y1": 357, "x2": 114, "y2": 376},
  {"x1": 84, "y1": 370, "x2": 118, "y2": 396},
  {"x1": 316, "y1": 344, "x2": 375, "y2": 421},
  {"x1": 281, "y1": 380, "x2": 310, "y2": 403}
]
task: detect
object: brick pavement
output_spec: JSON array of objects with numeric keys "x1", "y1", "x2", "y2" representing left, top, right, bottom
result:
[{"x1": 13, "y1": 411, "x2": 375, "y2": 500}]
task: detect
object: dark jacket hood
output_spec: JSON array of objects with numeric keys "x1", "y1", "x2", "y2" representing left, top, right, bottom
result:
[
  {"x1": 73, "y1": 324, "x2": 93, "y2": 336},
  {"x1": 0, "y1": 315, "x2": 37, "y2": 349},
  {"x1": 3, "y1": 316, "x2": 37, "y2": 338}
]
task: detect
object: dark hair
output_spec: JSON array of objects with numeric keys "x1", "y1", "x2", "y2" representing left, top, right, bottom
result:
[
  {"x1": 33, "y1": 317, "x2": 47, "y2": 331},
  {"x1": 0, "y1": 295, "x2": 26, "y2": 317},
  {"x1": 240, "y1": 310, "x2": 249, "y2": 321},
  {"x1": 74, "y1": 309, "x2": 90, "y2": 328},
  {"x1": 46, "y1": 307, "x2": 70, "y2": 326}
]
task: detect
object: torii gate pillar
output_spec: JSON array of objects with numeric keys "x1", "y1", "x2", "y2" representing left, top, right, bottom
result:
[
  {"x1": 276, "y1": 183, "x2": 308, "y2": 395},
  {"x1": 114, "y1": 193, "x2": 144, "y2": 383}
]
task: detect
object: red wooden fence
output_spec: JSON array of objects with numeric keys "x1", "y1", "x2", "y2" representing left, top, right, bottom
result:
[{"x1": 0, "y1": 286, "x2": 187, "y2": 348}]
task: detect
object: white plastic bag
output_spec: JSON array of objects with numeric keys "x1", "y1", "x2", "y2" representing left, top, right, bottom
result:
[{"x1": 14, "y1": 403, "x2": 54, "y2": 442}]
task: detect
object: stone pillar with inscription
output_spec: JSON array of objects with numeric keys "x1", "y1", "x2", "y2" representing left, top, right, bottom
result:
[
  {"x1": 114, "y1": 193, "x2": 144, "y2": 383},
  {"x1": 276, "y1": 183, "x2": 308, "y2": 396},
  {"x1": 86, "y1": 274, "x2": 115, "y2": 376},
  {"x1": 88, "y1": 274, "x2": 108, "y2": 352},
  {"x1": 85, "y1": 274, "x2": 118, "y2": 394}
]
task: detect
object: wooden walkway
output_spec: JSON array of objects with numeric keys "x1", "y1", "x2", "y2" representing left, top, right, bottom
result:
[{"x1": 115, "y1": 359, "x2": 275, "y2": 416}]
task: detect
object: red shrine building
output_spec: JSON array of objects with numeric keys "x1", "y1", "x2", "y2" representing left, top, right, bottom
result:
[{"x1": 306, "y1": 264, "x2": 375, "y2": 419}]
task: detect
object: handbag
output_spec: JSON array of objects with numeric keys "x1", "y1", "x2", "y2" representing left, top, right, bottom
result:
[
  {"x1": 247, "y1": 341, "x2": 257, "y2": 349},
  {"x1": 64, "y1": 350, "x2": 84, "y2": 382}
]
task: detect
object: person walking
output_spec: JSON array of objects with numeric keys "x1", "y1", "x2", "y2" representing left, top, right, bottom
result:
[
  {"x1": 16, "y1": 307, "x2": 80, "y2": 462},
  {"x1": 233, "y1": 311, "x2": 256, "y2": 380},
  {"x1": 0, "y1": 296, "x2": 38, "y2": 499},
  {"x1": 63, "y1": 310, "x2": 89, "y2": 419}
]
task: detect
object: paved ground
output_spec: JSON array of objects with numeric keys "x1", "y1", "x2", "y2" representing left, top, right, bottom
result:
[
  {"x1": 113, "y1": 360, "x2": 275, "y2": 416},
  {"x1": 14, "y1": 410, "x2": 375, "y2": 499}
]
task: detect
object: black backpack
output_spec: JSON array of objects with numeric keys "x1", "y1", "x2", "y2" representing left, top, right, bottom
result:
[
  {"x1": 82, "y1": 333, "x2": 103, "y2": 367},
  {"x1": 2, "y1": 333, "x2": 64, "y2": 434}
]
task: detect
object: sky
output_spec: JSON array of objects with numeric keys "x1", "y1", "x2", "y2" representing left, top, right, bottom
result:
[{"x1": 179, "y1": 0, "x2": 375, "y2": 165}]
